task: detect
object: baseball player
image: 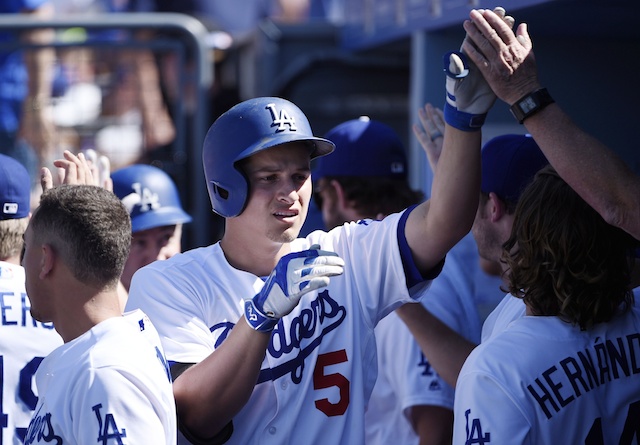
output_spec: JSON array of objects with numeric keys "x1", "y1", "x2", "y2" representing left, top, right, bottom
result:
[
  {"x1": 454, "y1": 166, "x2": 640, "y2": 444},
  {"x1": 397, "y1": 132, "x2": 551, "y2": 388},
  {"x1": 111, "y1": 164, "x2": 192, "y2": 293},
  {"x1": 311, "y1": 115, "x2": 499, "y2": 445},
  {"x1": 22, "y1": 184, "x2": 177, "y2": 444},
  {"x1": 125, "y1": 68, "x2": 485, "y2": 444},
  {"x1": 0, "y1": 154, "x2": 63, "y2": 444}
]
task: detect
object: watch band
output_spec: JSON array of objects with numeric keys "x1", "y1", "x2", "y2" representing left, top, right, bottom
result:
[{"x1": 509, "y1": 88, "x2": 555, "y2": 124}]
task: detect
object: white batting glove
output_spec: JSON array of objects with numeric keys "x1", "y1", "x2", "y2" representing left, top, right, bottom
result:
[
  {"x1": 443, "y1": 7, "x2": 513, "y2": 131},
  {"x1": 245, "y1": 245, "x2": 345, "y2": 332},
  {"x1": 443, "y1": 50, "x2": 496, "y2": 131}
]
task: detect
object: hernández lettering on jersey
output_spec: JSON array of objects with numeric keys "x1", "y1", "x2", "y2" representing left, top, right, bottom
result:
[
  {"x1": 527, "y1": 333, "x2": 640, "y2": 419},
  {"x1": 211, "y1": 289, "x2": 346, "y2": 385},
  {"x1": 0, "y1": 290, "x2": 55, "y2": 330}
]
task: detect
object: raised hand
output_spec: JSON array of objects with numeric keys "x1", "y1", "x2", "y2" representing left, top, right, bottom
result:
[
  {"x1": 245, "y1": 245, "x2": 345, "y2": 332},
  {"x1": 413, "y1": 103, "x2": 445, "y2": 171},
  {"x1": 40, "y1": 149, "x2": 112, "y2": 192},
  {"x1": 461, "y1": 8, "x2": 539, "y2": 105}
]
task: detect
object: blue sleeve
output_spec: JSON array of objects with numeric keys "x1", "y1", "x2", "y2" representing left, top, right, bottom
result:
[{"x1": 397, "y1": 205, "x2": 445, "y2": 288}]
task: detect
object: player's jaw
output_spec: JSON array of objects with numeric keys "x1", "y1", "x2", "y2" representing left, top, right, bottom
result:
[{"x1": 267, "y1": 196, "x2": 309, "y2": 242}]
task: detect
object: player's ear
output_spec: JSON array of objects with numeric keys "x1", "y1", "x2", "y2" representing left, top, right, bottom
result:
[
  {"x1": 330, "y1": 179, "x2": 349, "y2": 211},
  {"x1": 487, "y1": 192, "x2": 506, "y2": 223},
  {"x1": 39, "y1": 243, "x2": 56, "y2": 279}
]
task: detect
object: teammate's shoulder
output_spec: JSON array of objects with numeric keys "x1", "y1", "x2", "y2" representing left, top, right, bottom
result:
[
  {"x1": 0, "y1": 260, "x2": 25, "y2": 283},
  {"x1": 141, "y1": 244, "x2": 220, "y2": 273}
]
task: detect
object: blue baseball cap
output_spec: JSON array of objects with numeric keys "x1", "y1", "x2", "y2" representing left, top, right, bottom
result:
[
  {"x1": 0, "y1": 154, "x2": 30, "y2": 220},
  {"x1": 481, "y1": 134, "x2": 549, "y2": 205},
  {"x1": 314, "y1": 117, "x2": 407, "y2": 180}
]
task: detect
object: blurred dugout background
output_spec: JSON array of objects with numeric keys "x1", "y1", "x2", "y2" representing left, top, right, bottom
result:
[
  {"x1": 0, "y1": 11, "x2": 410, "y2": 250},
  {"x1": 3, "y1": 0, "x2": 639, "y2": 250}
]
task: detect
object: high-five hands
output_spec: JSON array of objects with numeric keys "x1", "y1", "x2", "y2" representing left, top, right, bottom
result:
[
  {"x1": 245, "y1": 245, "x2": 345, "y2": 332},
  {"x1": 40, "y1": 149, "x2": 112, "y2": 192}
]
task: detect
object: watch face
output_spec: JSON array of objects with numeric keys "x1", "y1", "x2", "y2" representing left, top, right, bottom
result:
[
  {"x1": 520, "y1": 96, "x2": 537, "y2": 113},
  {"x1": 510, "y1": 88, "x2": 554, "y2": 124}
]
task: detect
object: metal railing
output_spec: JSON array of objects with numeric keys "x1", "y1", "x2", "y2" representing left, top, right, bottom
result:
[{"x1": 0, "y1": 12, "x2": 214, "y2": 248}]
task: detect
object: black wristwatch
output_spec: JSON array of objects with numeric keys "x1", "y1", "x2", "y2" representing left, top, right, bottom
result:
[{"x1": 509, "y1": 88, "x2": 555, "y2": 124}]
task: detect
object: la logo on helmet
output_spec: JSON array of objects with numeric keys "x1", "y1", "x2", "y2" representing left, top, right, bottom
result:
[
  {"x1": 266, "y1": 103, "x2": 297, "y2": 132},
  {"x1": 121, "y1": 183, "x2": 161, "y2": 214}
]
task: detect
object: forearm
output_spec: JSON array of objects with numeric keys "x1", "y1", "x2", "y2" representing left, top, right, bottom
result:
[
  {"x1": 395, "y1": 303, "x2": 476, "y2": 387},
  {"x1": 173, "y1": 318, "x2": 270, "y2": 438},
  {"x1": 523, "y1": 104, "x2": 640, "y2": 240},
  {"x1": 411, "y1": 405, "x2": 453, "y2": 445},
  {"x1": 406, "y1": 125, "x2": 480, "y2": 272},
  {"x1": 22, "y1": 4, "x2": 55, "y2": 104},
  {"x1": 19, "y1": 6, "x2": 56, "y2": 158},
  {"x1": 23, "y1": 38, "x2": 54, "y2": 104},
  {"x1": 427, "y1": 125, "x2": 480, "y2": 246}
]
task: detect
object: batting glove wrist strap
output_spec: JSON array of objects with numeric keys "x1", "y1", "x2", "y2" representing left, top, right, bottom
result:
[
  {"x1": 245, "y1": 299, "x2": 279, "y2": 332},
  {"x1": 443, "y1": 102, "x2": 486, "y2": 131}
]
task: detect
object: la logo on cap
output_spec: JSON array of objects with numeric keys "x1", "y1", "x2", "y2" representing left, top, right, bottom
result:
[{"x1": 3, "y1": 203, "x2": 18, "y2": 215}]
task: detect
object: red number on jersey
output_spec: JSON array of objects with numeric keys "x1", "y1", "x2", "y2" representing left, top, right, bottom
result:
[{"x1": 313, "y1": 350, "x2": 350, "y2": 416}]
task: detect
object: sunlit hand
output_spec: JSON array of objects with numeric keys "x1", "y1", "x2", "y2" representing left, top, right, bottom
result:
[
  {"x1": 41, "y1": 149, "x2": 112, "y2": 192},
  {"x1": 462, "y1": 7, "x2": 538, "y2": 105}
]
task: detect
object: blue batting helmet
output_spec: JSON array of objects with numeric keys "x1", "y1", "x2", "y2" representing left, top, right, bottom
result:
[
  {"x1": 202, "y1": 96, "x2": 335, "y2": 217},
  {"x1": 111, "y1": 164, "x2": 192, "y2": 233}
]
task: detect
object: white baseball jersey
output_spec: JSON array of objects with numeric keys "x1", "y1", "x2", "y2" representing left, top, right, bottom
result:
[
  {"x1": 365, "y1": 233, "x2": 504, "y2": 445},
  {"x1": 482, "y1": 288, "x2": 640, "y2": 344},
  {"x1": 454, "y1": 299, "x2": 640, "y2": 445},
  {"x1": 127, "y1": 211, "x2": 432, "y2": 445},
  {"x1": 23, "y1": 309, "x2": 177, "y2": 445},
  {"x1": 0, "y1": 261, "x2": 63, "y2": 444},
  {"x1": 481, "y1": 294, "x2": 526, "y2": 342}
]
